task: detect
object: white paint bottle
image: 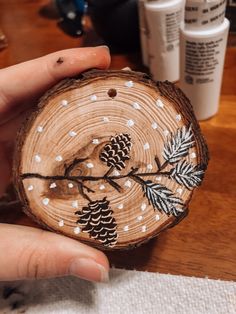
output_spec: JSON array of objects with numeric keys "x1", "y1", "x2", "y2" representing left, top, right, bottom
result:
[
  {"x1": 180, "y1": 0, "x2": 230, "y2": 120},
  {"x1": 138, "y1": 0, "x2": 149, "y2": 66},
  {"x1": 145, "y1": 0, "x2": 185, "y2": 82}
]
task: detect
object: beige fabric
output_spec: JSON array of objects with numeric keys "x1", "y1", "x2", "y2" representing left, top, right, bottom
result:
[{"x1": 0, "y1": 269, "x2": 235, "y2": 313}]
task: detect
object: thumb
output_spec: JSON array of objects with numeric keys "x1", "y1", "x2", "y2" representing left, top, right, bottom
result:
[{"x1": 0, "y1": 224, "x2": 109, "y2": 282}]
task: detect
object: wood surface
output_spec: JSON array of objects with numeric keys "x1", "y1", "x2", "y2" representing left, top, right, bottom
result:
[{"x1": 0, "y1": 0, "x2": 235, "y2": 279}]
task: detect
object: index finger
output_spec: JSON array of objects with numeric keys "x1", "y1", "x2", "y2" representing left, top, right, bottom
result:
[{"x1": 0, "y1": 46, "x2": 110, "y2": 116}]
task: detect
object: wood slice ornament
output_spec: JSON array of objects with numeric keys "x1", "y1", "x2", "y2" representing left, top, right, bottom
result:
[{"x1": 14, "y1": 70, "x2": 209, "y2": 250}]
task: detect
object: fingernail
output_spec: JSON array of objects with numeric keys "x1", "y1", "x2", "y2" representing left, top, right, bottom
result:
[
  {"x1": 69, "y1": 258, "x2": 109, "y2": 283},
  {"x1": 97, "y1": 45, "x2": 110, "y2": 52}
]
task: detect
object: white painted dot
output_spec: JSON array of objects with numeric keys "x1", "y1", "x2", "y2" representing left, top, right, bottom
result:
[
  {"x1": 124, "y1": 180, "x2": 132, "y2": 188},
  {"x1": 50, "y1": 182, "x2": 57, "y2": 189},
  {"x1": 156, "y1": 176, "x2": 162, "y2": 182},
  {"x1": 177, "y1": 188, "x2": 183, "y2": 195},
  {"x1": 147, "y1": 164, "x2": 153, "y2": 170},
  {"x1": 74, "y1": 226, "x2": 81, "y2": 234},
  {"x1": 99, "y1": 184, "x2": 105, "y2": 190},
  {"x1": 67, "y1": 11, "x2": 76, "y2": 19},
  {"x1": 103, "y1": 117, "x2": 110, "y2": 123},
  {"x1": 155, "y1": 214, "x2": 160, "y2": 221},
  {"x1": 163, "y1": 129, "x2": 170, "y2": 137},
  {"x1": 55, "y1": 155, "x2": 63, "y2": 162},
  {"x1": 127, "y1": 119, "x2": 135, "y2": 127},
  {"x1": 86, "y1": 162, "x2": 94, "y2": 169},
  {"x1": 37, "y1": 126, "x2": 43, "y2": 133},
  {"x1": 125, "y1": 81, "x2": 134, "y2": 88},
  {"x1": 124, "y1": 225, "x2": 129, "y2": 232},
  {"x1": 69, "y1": 131, "x2": 77, "y2": 137},
  {"x1": 144, "y1": 143, "x2": 150, "y2": 150},
  {"x1": 156, "y1": 99, "x2": 164, "y2": 108},
  {"x1": 72, "y1": 200, "x2": 79, "y2": 209},
  {"x1": 176, "y1": 114, "x2": 182, "y2": 121},
  {"x1": 141, "y1": 225, "x2": 147, "y2": 232},
  {"x1": 113, "y1": 170, "x2": 120, "y2": 176},
  {"x1": 42, "y1": 198, "x2": 49, "y2": 206},
  {"x1": 191, "y1": 152, "x2": 197, "y2": 159},
  {"x1": 58, "y1": 220, "x2": 64, "y2": 227},
  {"x1": 61, "y1": 99, "x2": 68, "y2": 107},
  {"x1": 137, "y1": 215, "x2": 143, "y2": 222},
  {"x1": 152, "y1": 122, "x2": 158, "y2": 130},
  {"x1": 132, "y1": 102, "x2": 141, "y2": 110},
  {"x1": 117, "y1": 204, "x2": 124, "y2": 209},
  {"x1": 90, "y1": 95, "x2": 97, "y2": 101},
  {"x1": 68, "y1": 183, "x2": 74, "y2": 188},
  {"x1": 141, "y1": 203, "x2": 147, "y2": 211},
  {"x1": 27, "y1": 185, "x2": 33, "y2": 191},
  {"x1": 34, "y1": 154, "x2": 41, "y2": 163},
  {"x1": 92, "y1": 139, "x2": 100, "y2": 144}
]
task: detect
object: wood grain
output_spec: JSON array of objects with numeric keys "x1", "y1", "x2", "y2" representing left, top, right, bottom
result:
[{"x1": 0, "y1": 0, "x2": 235, "y2": 279}]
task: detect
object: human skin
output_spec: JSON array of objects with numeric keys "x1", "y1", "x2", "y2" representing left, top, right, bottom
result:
[{"x1": 0, "y1": 46, "x2": 111, "y2": 282}]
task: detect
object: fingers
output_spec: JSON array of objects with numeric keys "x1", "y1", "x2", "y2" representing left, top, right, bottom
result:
[
  {"x1": 0, "y1": 46, "x2": 110, "y2": 116},
  {"x1": 0, "y1": 224, "x2": 109, "y2": 282}
]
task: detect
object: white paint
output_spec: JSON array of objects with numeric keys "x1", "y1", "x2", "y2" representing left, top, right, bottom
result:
[
  {"x1": 34, "y1": 154, "x2": 41, "y2": 163},
  {"x1": 50, "y1": 182, "x2": 57, "y2": 189},
  {"x1": 163, "y1": 130, "x2": 170, "y2": 137},
  {"x1": 99, "y1": 184, "x2": 105, "y2": 190},
  {"x1": 132, "y1": 102, "x2": 141, "y2": 110},
  {"x1": 125, "y1": 81, "x2": 134, "y2": 88},
  {"x1": 72, "y1": 200, "x2": 79, "y2": 209},
  {"x1": 90, "y1": 95, "x2": 97, "y2": 101},
  {"x1": 86, "y1": 162, "x2": 94, "y2": 169},
  {"x1": 27, "y1": 185, "x2": 33, "y2": 191},
  {"x1": 191, "y1": 152, "x2": 197, "y2": 159},
  {"x1": 147, "y1": 164, "x2": 153, "y2": 170},
  {"x1": 176, "y1": 114, "x2": 182, "y2": 121},
  {"x1": 74, "y1": 226, "x2": 81, "y2": 234},
  {"x1": 103, "y1": 117, "x2": 110, "y2": 123},
  {"x1": 113, "y1": 170, "x2": 120, "y2": 176},
  {"x1": 137, "y1": 215, "x2": 143, "y2": 222},
  {"x1": 68, "y1": 183, "x2": 74, "y2": 188},
  {"x1": 124, "y1": 180, "x2": 132, "y2": 188},
  {"x1": 58, "y1": 220, "x2": 64, "y2": 227},
  {"x1": 92, "y1": 139, "x2": 100, "y2": 144},
  {"x1": 69, "y1": 131, "x2": 77, "y2": 137},
  {"x1": 141, "y1": 203, "x2": 147, "y2": 211},
  {"x1": 177, "y1": 188, "x2": 183, "y2": 195},
  {"x1": 37, "y1": 126, "x2": 43, "y2": 133},
  {"x1": 141, "y1": 225, "x2": 147, "y2": 232},
  {"x1": 55, "y1": 155, "x2": 63, "y2": 162},
  {"x1": 156, "y1": 214, "x2": 160, "y2": 221},
  {"x1": 123, "y1": 225, "x2": 129, "y2": 232},
  {"x1": 156, "y1": 99, "x2": 164, "y2": 108},
  {"x1": 61, "y1": 99, "x2": 68, "y2": 107},
  {"x1": 127, "y1": 119, "x2": 135, "y2": 127},
  {"x1": 42, "y1": 198, "x2": 49, "y2": 206},
  {"x1": 117, "y1": 204, "x2": 124, "y2": 209},
  {"x1": 144, "y1": 143, "x2": 150, "y2": 150},
  {"x1": 156, "y1": 176, "x2": 162, "y2": 182},
  {"x1": 152, "y1": 122, "x2": 158, "y2": 129}
]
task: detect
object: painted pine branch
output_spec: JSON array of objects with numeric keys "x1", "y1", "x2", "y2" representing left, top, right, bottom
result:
[
  {"x1": 142, "y1": 180, "x2": 184, "y2": 217},
  {"x1": 169, "y1": 160, "x2": 205, "y2": 190},
  {"x1": 163, "y1": 125, "x2": 195, "y2": 164},
  {"x1": 75, "y1": 198, "x2": 118, "y2": 247},
  {"x1": 99, "y1": 133, "x2": 132, "y2": 170}
]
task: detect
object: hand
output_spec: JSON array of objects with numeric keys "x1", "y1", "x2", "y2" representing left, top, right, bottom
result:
[{"x1": 0, "y1": 47, "x2": 111, "y2": 282}]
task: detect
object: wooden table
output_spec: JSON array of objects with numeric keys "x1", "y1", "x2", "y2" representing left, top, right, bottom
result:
[{"x1": 0, "y1": 0, "x2": 235, "y2": 281}]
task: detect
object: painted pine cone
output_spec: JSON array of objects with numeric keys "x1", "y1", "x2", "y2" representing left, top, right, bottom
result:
[
  {"x1": 99, "y1": 133, "x2": 132, "y2": 170},
  {"x1": 75, "y1": 198, "x2": 118, "y2": 247}
]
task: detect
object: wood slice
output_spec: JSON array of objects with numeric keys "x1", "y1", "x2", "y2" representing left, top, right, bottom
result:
[{"x1": 13, "y1": 69, "x2": 209, "y2": 250}]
